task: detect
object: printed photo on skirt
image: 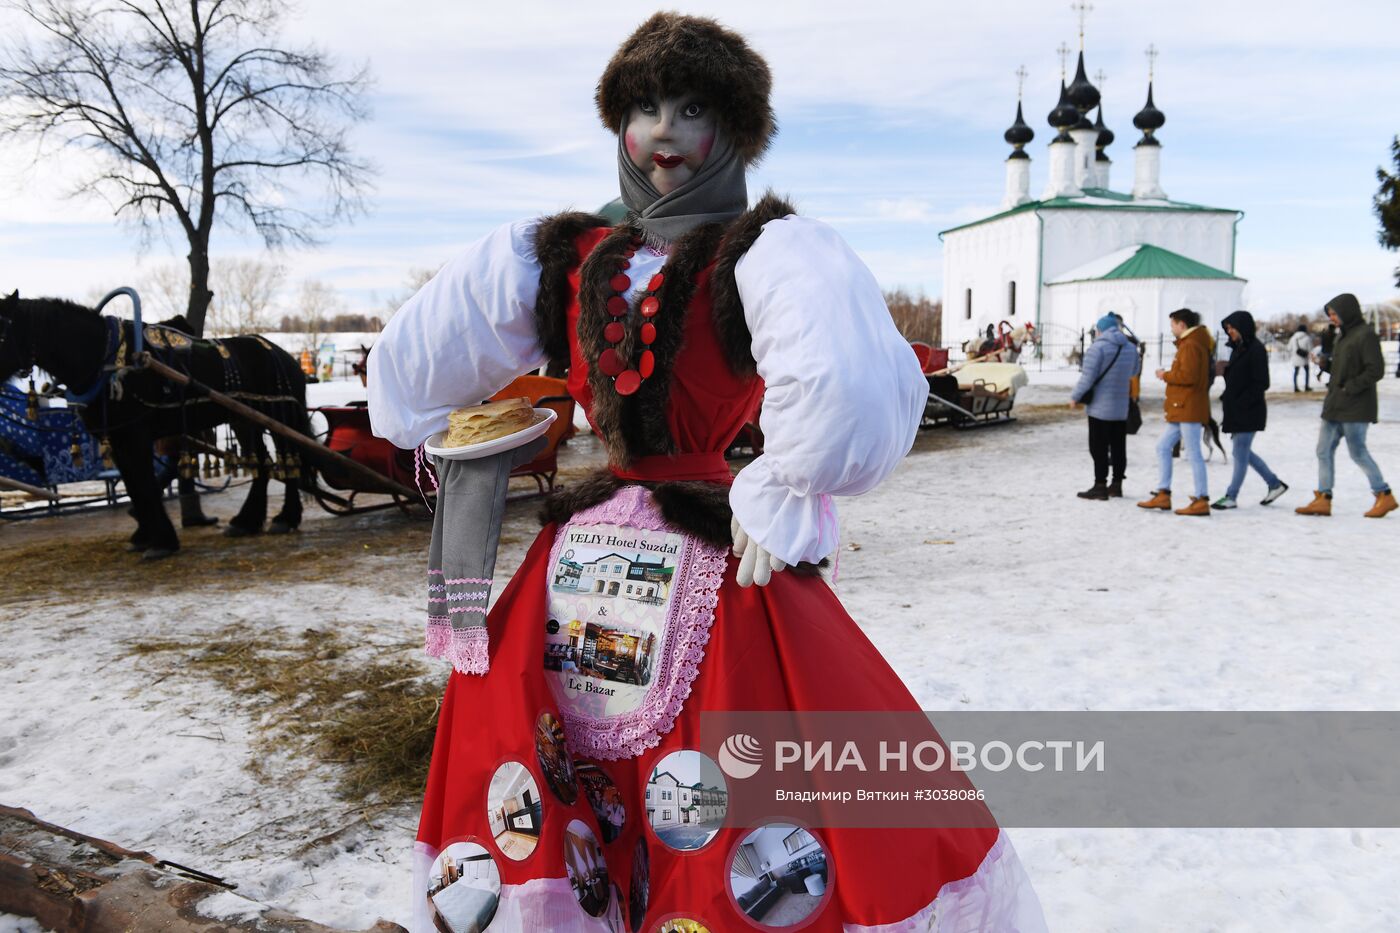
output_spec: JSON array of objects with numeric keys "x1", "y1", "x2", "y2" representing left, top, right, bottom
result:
[
  {"x1": 425, "y1": 840, "x2": 501, "y2": 932},
  {"x1": 546, "y1": 524, "x2": 676, "y2": 707},
  {"x1": 544, "y1": 487, "x2": 727, "y2": 760},
  {"x1": 563, "y1": 818, "x2": 610, "y2": 918}
]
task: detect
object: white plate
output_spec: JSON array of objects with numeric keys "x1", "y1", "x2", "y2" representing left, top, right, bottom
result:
[{"x1": 425, "y1": 408, "x2": 558, "y2": 461}]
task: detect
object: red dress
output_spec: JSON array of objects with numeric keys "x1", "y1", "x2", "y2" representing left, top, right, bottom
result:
[{"x1": 410, "y1": 226, "x2": 1044, "y2": 933}]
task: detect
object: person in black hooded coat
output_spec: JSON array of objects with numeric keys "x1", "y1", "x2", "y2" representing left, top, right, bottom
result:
[{"x1": 1213, "y1": 310, "x2": 1288, "y2": 509}]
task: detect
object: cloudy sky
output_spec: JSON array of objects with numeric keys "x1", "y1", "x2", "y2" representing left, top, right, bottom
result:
[{"x1": 3, "y1": 0, "x2": 1398, "y2": 321}]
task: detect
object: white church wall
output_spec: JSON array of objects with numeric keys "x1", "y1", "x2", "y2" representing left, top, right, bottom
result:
[
  {"x1": 1042, "y1": 277, "x2": 1245, "y2": 344},
  {"x1": 1040, "y1": 209, "x2": 1237, "y2": 283},
  {"x1": 941, "y1": 212, "x2": 1040, "y2": 349},
  {"x1": 1043, "y1": 280, "x2": 1157, "y2": 344},
  {"x1": 1153, "y1": 279, "x2": 1246, "y2": 337}
]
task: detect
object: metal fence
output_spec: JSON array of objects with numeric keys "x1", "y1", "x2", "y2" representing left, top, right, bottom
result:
[{"x1": 965, "y1": 333, "x2": 1400, "y2": 373}]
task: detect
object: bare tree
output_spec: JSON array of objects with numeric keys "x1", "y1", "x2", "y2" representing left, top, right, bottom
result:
[
  {"x1": 137, "y1": 255, "x2": 283, "y2": 332},
  {"x1": 383, "y1": 265, "x2": 441, "y2": 317},
  {"x1": 0, "y1": 0, "x2": 373, "y2": 334},
  {"x1": 295, "y1": 277, "x2": 339, "y2": 351},
  {"x1": 210, "y1": 256, "x2": 284, "y2": 334},
  {"x1": 138, "y1": 261, "x2": 192, "y2": 318},
  {"x1": 883, "y1": 288, "x2": 942, "y2": 346}
]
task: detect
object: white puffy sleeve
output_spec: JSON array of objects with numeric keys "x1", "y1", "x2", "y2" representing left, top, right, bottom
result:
[
  {"x1": 728, "y1": 215, "x2": 929, "y2": 566},
  {"x1": 367, "y1": 218, "x2": 547, "y2": 449}
]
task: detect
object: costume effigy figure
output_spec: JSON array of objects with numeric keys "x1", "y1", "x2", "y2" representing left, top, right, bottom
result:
[{"x1": 369, "y1": 13, "x2": 1045, "y2": 932}]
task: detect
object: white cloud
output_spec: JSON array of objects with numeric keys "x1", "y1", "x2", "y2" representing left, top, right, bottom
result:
[
  {"x1": 3, "y1": 0, "x2": 1399, "y2": 316},
  {"x1": 1239, "y1": 245, "x2": 1399, "y2": 313}
]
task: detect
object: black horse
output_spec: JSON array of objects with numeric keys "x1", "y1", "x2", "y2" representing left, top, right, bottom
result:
[{"x1": 0, "y1": 291, "x2": 314, "y2": 557}]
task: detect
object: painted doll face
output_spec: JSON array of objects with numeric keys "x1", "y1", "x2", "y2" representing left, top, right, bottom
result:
[{"x1": 624, "y1": 93, "x2": 717, "y2": 195}]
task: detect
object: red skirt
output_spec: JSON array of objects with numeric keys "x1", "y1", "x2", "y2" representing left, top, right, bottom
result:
[{"x1": 413, "y1": 491, "x2": 1044, "y2": 933}]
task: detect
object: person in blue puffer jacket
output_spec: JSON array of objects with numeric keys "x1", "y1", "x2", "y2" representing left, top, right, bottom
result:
[{"x1": 1069, "y1": 313, "x2": 1141, "y2": 499}]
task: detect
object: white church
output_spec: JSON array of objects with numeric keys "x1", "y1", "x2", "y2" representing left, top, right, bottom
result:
[{"x1": 940, "y1": 48, "x2": 1246, "y2": 351}]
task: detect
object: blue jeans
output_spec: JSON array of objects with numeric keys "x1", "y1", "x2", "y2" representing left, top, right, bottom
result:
[
  {"x1": 1317, "y1": 420, "x2": 1390, "y2": 495},
  {"x1": 1225, "y1": 432, "x2": 1280, "y2": 499},
  {"x1": 1156, "y1": 421, "x2": 1208, "y2": 498}
]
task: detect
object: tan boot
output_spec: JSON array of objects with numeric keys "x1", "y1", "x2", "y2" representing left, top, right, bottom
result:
[
  {"x1": 1174, "y1": 496, "x2": 1211, "y2": 516},
  {"x1": 1295, "y1": 491, "x2": 1332, "y2": 516},
  {"x1": 1364, "y1": 490, "x2": 1398, "y2": 519},
  {"x1": 1137, "y1": 490, "x2": 1172, "y2": 510}
]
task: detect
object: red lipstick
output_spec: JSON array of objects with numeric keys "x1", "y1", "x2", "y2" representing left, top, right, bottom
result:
[{"x1": 652, "y1": 154, "x2": 684, "y2": 168}]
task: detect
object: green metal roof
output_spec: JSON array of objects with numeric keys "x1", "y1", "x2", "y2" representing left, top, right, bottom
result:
[
  {"x1": 597, "y1": 197, "x2": 628, "y2": 223},
  {"x1": 939, "y1": 187, "x2": 1239, "y2": 237},
  {"x1": 1097, "y1": 244, "x2": 1239, "y2": 281}
]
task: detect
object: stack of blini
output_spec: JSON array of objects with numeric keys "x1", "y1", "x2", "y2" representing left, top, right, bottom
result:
[{"x1": 442, "y1": 397, "x2": 537, "y2": 448}]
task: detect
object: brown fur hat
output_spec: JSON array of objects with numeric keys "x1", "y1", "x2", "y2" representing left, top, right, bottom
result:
[{"x1": 596, "y1": 12, "x2": 776, "y2": 164}]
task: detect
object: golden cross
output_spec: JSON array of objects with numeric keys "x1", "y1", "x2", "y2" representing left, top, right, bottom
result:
[
  {"x1": 1094, "y1": 68, "x2": 1107, "y2": 91},
  {"x1": 1056, "y1": 42, "x2": 1071, "y2": 80},
  {"x1": 1145, "y1": 44, "x2": 1159, "y2": 81},
  {"x1": 1015, "y1": 65, "x2": 1029, "y2": 100},
  {"x1": 1071, "y1": 1, "x2": 1094, "y2": 49}
]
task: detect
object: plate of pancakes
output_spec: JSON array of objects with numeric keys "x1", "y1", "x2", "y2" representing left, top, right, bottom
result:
[{"x1": 424, "y1": 397, "x2": 558, "y2": 460}]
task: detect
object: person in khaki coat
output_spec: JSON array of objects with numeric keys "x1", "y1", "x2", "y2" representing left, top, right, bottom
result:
[
  {"x1": 1139, "y1": 308, "x2": 1213, "y2": 515},
  {"x1": 1295, "y1": 293, "x2": 1397, "y2": 518}
]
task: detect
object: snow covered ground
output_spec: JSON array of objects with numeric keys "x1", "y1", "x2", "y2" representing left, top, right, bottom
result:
[{"x1": 2, "y1": 365, "x2": 1398, "y2": 931}]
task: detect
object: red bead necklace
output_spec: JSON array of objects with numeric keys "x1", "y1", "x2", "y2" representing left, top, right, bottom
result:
[{"x1": 597, "y1": 231, "x2": 661, "y2": 397}]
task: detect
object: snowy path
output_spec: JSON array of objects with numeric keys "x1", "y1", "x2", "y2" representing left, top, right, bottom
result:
[
  {"x1": 841, "y1": 372, "x2": 1400, "y2": 931},
  {"x1": 2, "y1": 370, "x2": 1397, "y2": 931}
]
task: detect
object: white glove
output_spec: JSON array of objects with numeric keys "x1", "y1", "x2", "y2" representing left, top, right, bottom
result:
[{"x1": 731, "y1": 516, "x2": 787, "y2": 587}]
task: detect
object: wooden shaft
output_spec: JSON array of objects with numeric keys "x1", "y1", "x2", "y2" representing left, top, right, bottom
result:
[
  {"x1": 923, "y1": 391, "x2": 978, "y2": 421},
  {"x1": 137, "y1": 353, "x2": 420, "y2": 500},
  {"x1": 180, "y1": 434, "x2": 232, "y2": 458},
  {"x1": 0, "y1": 474, "x2": 58, "y2": 500}
]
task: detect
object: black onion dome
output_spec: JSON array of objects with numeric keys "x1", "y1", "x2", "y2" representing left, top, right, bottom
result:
[
  {"x1": 1095, "y1": 105, "x2": 1114, "y2": 159},
  {"x1": 1133, "y1": 82, "x2": 1165, "y2": 145},
  {"x1": 1005, "y1": 100, "x2": 1034, "y2": 157},
  {"x1": 1047, "y1": 80, "x2": 1079, "y2": 141},
  {"x1": 1066, "y1": 52, "x2": 1101, "y2": 114}
]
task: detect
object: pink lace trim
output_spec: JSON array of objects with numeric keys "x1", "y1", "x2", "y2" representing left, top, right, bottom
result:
[
  {"x1": 428, "y1": 590, "x2": 490, "y2": 601},
  {"x1": 547, "y1": 485, "x2": 725, "y2": 760},
  {"x1": 425, "y1": 619, "x2": 490, "y2": 675}
]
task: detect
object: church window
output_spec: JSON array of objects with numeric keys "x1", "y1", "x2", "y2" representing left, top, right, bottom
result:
[
  {"x1": 965, "y1": 288, "x2": 973, "y2": 320},
  {"x1": 1008, "y1": 281, "x2": 1016, "y2": 316}
]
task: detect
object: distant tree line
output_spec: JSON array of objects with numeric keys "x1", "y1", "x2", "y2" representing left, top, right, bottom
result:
[
  {"x1": 1264, "y1": 301, "x2": 1400, "y2": 341},
  {"x1": 275, "y1": 312, "x2": 383, "y2": 333},
  {"x1": 884, "y1": 289, "x2": 942, "y2": 345}
]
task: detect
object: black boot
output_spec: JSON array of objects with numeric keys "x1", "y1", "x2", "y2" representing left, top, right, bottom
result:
[
  {"x1": 1107, "y1": 478, "x2": 1124, "y2": 498},
  {"x1": 1078, "y1": 481, "x2": 1109, "y2": 500},
  {"x1": 180, "y1": 492, "x2": 219, "y2": 527}
]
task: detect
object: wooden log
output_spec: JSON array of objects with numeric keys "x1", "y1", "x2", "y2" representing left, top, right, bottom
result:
[
  {"x1": 0, "y1": 805, "x2": 406, "y2": 933},
  {"x1": 136, "y1": 353, "x2": 419, "y2": 501}
]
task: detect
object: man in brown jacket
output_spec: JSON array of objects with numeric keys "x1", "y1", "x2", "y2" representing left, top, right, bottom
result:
[{"x1": 1139, "y1": 308, "x2": 1213, "y2": 515}]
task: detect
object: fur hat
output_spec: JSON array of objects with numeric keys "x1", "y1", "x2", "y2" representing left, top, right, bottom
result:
[{"x1": 596, "y1": 12, "x2": 776, "y2": 164}]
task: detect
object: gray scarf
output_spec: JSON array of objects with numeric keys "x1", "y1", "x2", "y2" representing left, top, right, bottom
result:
[{"x1": 617, "y1": 126, "x2": 747, "y2": 249}]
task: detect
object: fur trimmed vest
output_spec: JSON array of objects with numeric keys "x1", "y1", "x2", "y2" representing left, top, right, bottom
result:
[
  {"x1": 531, "y1": 190, "x2": 793, "y2": 466},
  {"x1": 530, "y1": 192, "x2": 821, "y2": 571}
]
